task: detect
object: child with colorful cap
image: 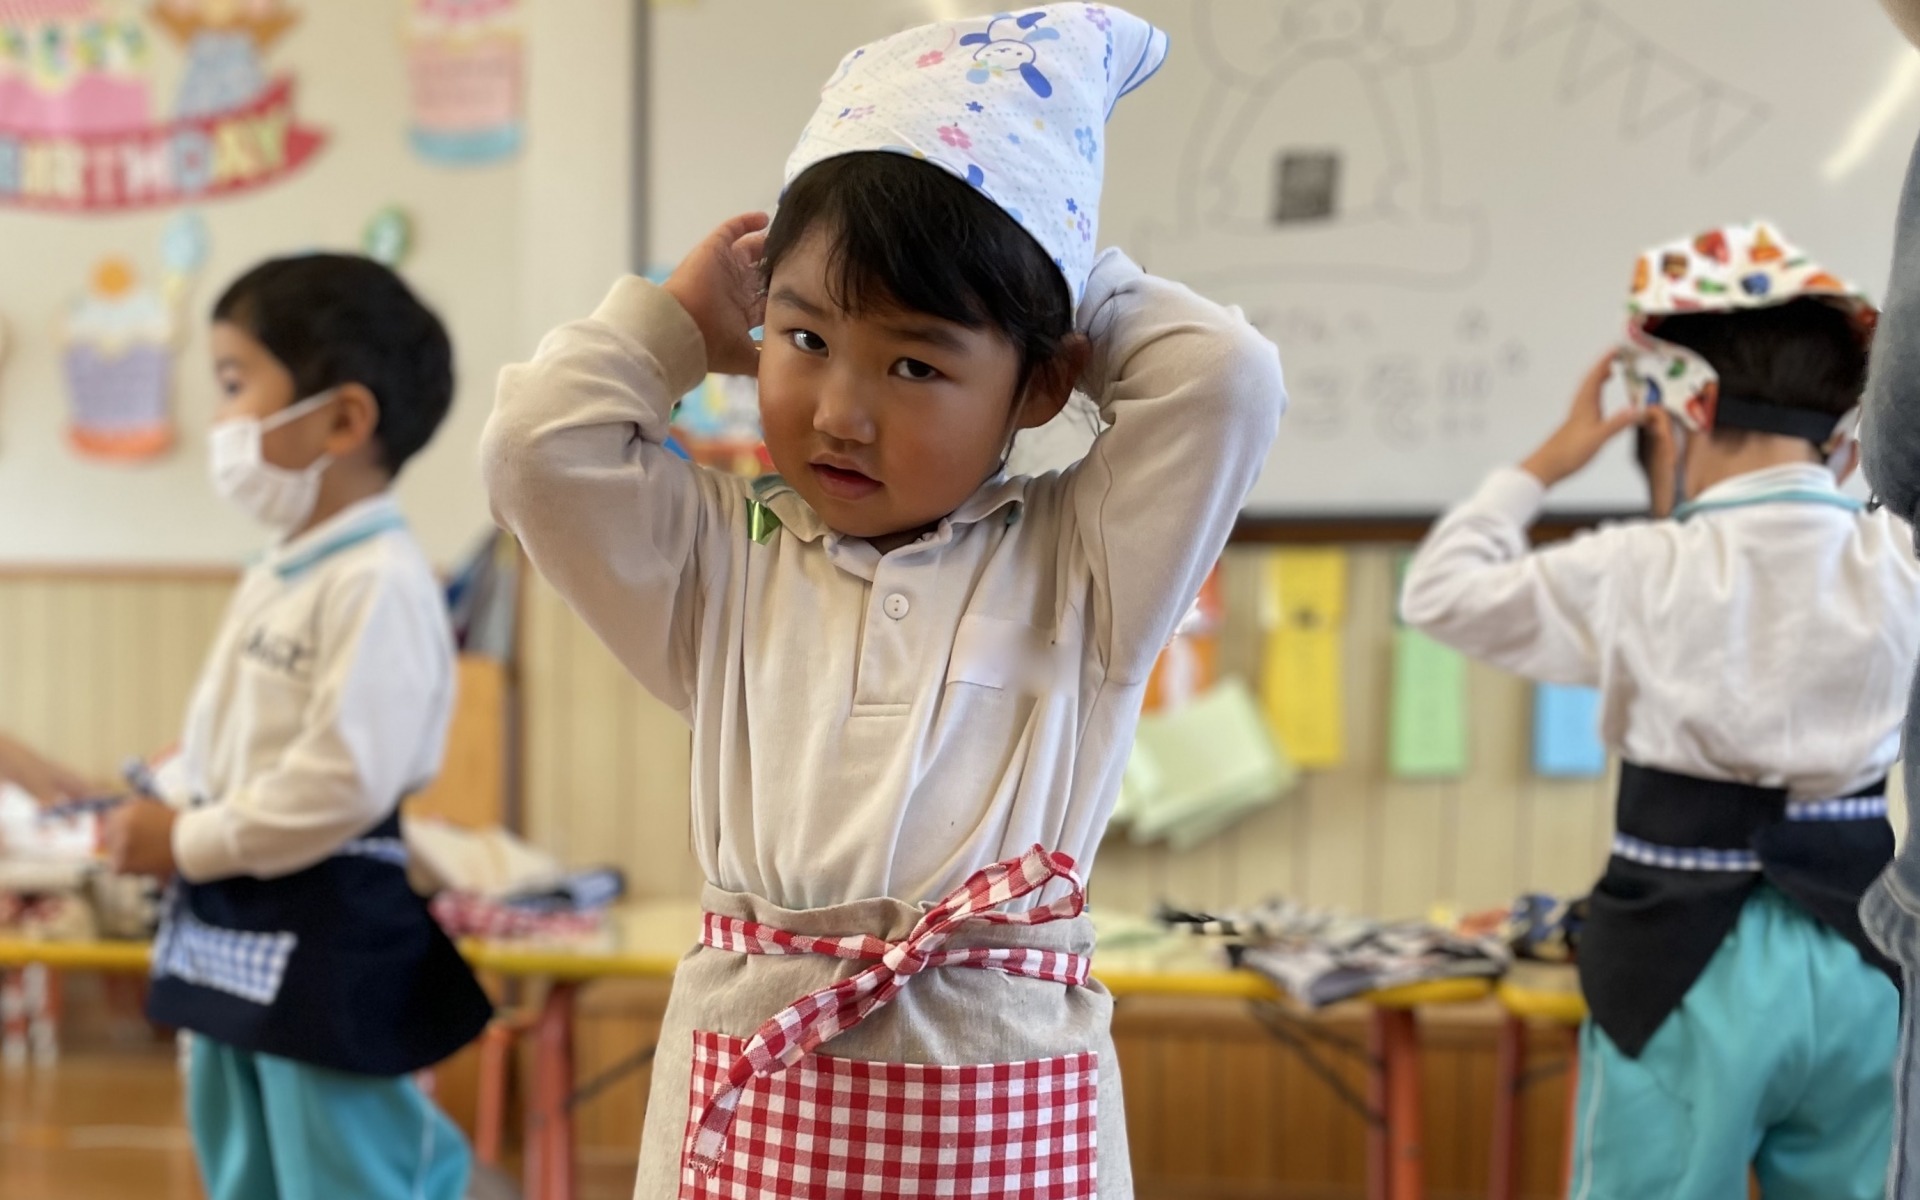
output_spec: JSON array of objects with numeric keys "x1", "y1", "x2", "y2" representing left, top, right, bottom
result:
[
  {"x1": 482, "y1": 6, "x2": 1283, "y2": 1197},
  {"x1": 1402, "y1": 222, "x2": 1912, "y2": 1199}
]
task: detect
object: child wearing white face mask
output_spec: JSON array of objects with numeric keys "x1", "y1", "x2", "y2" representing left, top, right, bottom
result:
[
  {"x1": 101, "y1": 254, "x2": 490, "y2": 1200},
  {"x1": 1403, "y1": 224, "x2": 1912, "y2": 1200}
]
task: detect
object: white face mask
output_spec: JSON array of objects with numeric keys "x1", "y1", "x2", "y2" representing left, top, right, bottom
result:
[{"x1": 208, "y1": 389, "x2": 338, "y2": 532}]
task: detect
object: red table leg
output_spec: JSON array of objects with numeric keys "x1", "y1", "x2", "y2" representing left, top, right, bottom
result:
[
  {"x1": 1488, "y1": 1012, "x2": 1525, "y2": 1200},
  {"x1": 1373, "y1": 1006, "x2": 1427, "y2": 1200},
  {"x1": 1560, "y1": 1024, "x2": 1582, "y2": 1199},
  {"x1": 524, "y1": 982, "x2": 579, "y2": 1200},
  {"x1": 475, "y1": 1022, "x2": 516, "y2": 1168}
]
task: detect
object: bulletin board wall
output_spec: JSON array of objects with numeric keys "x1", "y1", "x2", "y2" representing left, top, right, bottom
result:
[{"x1": 0, "y1": 0, "x2": 550, "y2": 566}]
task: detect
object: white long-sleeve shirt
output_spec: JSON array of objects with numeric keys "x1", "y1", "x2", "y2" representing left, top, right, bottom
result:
[
  {"x1": 482, "y1": 250, "x2": 1284, "y2": 909},
  {"x1": 166, "y1": 495, "x2": 457, "y2": 882},
  {"x1": 1401, "y1": 464, "x2": 1920, "y2": 800}
]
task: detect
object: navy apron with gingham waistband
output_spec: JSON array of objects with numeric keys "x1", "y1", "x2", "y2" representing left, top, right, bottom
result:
[
  {"x1": 145, "y1": 809, "x2": 492, "y2": 1076},
  {"x1": 1580, "y1": 762, "x2": 1897, "y2": 1058}
]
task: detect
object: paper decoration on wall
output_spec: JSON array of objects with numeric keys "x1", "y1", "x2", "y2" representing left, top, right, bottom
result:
[
  {"x1": 1533, "y1": 683, "x2": 1606, "y2": 778},
  {"x1": 0, "y1": 1, "x2": 325, "y2": 212},
  {"x1": 1116, "y1": 678, "x2": 1296, "y2": 852},
  {"x1": 362, "y1": 205, "x2": 412, "y2": 266},
  {"x1": 1259, "y1": 548, "x2": 1347, "y2": 768},
  {"x1": 61, "y1": 211, "x2": 204, "y2": 461},
  {"x1": 1144, "y1": 564, "x2": 1223, "y2": 714},
  {"x1": 672, "y1": 373, "x2": 770, "y2": 477},
  {"x1": 1388, "y1": 553, "x2": 1469, "y2": 778},
  {"x1": 405, "y1": 0, "x2": 522, "y2": 166}
]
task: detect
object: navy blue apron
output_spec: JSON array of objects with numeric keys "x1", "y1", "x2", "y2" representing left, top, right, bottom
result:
[
  {"x1": 146, "y1": 810, "x2": 492, "y2": 1077},
  {"x1": 1580, "y1": 762, "x2": 1896, "y2": 1058}
]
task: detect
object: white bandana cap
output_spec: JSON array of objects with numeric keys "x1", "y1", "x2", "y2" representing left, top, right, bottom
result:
[
  {"x1": 1617, "y1": 220, "x2": 1876, "y2": 444},
  {"x1": 784, "y1": 4, "x2": 1169, "y2": 308}
]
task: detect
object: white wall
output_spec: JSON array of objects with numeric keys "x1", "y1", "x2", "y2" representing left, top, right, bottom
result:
[{"x1": 0, "y1": 0, "x2": 635, "y2": 567}]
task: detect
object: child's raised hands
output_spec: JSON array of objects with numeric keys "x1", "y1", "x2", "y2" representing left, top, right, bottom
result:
[
  {"x1": 664, "y1": 213, "x2": 770, "y2": 377},
  {"x1": 1521, "y1": 353, "x2": 1648, "y2": 489}
]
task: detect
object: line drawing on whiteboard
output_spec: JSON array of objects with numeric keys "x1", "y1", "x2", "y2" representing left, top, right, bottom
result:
[
  {"x1": 1500, "y1": 0, "x2": 1770, "y2": 170},
  {"x1": 1140, "y1": 0, "x2": 1491, "y2": 292}
]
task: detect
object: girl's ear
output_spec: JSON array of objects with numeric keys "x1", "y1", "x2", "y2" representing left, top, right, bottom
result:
[
  {"x1": 324, "y1": 382, "x2": 381, "y2": 461},
  {"x1": 1014, "y1": 333, "x2": 1091, "y2": 431}
]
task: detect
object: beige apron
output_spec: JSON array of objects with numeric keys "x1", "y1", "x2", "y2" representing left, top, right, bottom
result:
[{"x1": 632, "y1": 862, "x2": 1130, "y2": 1199}]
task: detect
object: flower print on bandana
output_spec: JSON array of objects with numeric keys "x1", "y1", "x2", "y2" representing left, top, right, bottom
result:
[
  {"x1": 1065, "y1": 197, "x2": 1092, "y2": 243},
  {"x1": 962, "y1": 12, "x2": 1062, "y2": 98},
  {"x1": 938, "y1": 124, "x2": 972, "y2": 150},
  {"x1": 1073, "y1": 125, "x2": 1097, "y2": 162}
]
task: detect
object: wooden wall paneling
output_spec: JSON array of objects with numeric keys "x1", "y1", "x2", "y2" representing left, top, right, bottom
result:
[
  {"x1": 520, "y1": 576, "x2": 572, "y2": 858},
  {"x1": 1452, "y1": 662, "x2": 1530, "y2": 914}
]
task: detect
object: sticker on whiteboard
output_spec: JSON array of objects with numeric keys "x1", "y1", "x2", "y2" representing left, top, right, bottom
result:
[
  {"x1": 405, "y1": 0, "x2": 523, "y2": 166},
  {"x1": 0, "y1": 3, "x2": 326, "y2": 212},
  {"x1": 1273, "y1": 150, "x2": 1339, "y2": 224}
]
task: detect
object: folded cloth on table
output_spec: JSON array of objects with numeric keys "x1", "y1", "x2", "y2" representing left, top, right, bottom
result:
[
  {"x1": 429, "y1": 889, "x2": 607, "y2": 943},
  {"x1": 1160, "y1": 898, "x2": 1509, "y2": 1008},
  {"x1": 501, "y1": 866, "x2": 625, "y2": 913}
]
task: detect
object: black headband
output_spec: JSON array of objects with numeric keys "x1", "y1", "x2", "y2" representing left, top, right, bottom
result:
[{"x1": 1712, "y1": 395, "x2": 1843, "y2": 446}]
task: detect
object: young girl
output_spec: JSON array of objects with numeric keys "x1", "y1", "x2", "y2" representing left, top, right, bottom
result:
[
  {"x1": 104, "y1": 255, "x2": 492, "y2": 1200},
  {"x1": 482, "y1": 6, "x2": 1283, "y2": 1196}
]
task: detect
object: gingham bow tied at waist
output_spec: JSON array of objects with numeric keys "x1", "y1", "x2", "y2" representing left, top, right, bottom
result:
[{"x1": 689, "y1": 845, "x2": 1091, "y2": 1172}]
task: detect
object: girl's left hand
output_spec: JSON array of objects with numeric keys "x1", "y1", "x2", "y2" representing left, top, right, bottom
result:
[
  {"x1": 664, "y1": 213, "x2": 770, "y2": 377},
  {"x1": 1521, "y1": 354, "x2": 1646, "y2": 488},
  {"x1": 103, "y1": 796, "x2": 178, "y2": 879}
]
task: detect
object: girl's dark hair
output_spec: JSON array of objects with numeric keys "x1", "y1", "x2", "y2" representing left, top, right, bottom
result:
[
  {"x1": 213, "y1": 254, "x2": 455, "y2": 474},
  {"x1": 762, "y1": 153, "x2": 1072, "y2": 387},
  {"x1": 1651, "y1": 297, "x2": 1867, "y2": 423}
]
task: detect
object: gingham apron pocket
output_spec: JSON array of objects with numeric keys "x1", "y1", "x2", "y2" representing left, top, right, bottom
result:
[{"x1": 679, "y1": 1030, "x2": 1099, "y2": 1199}]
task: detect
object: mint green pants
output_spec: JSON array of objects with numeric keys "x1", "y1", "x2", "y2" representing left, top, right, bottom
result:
[
  {"x1": 1568, "y1": 887, "x2": 1897, "y2": 1200},
  {"x1": 188, "y1": 1036, "x2": 470, "y2": 1200}
]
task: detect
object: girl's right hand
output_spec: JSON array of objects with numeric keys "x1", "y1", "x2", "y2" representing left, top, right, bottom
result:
[{"x1": 663, "y1": 213, "x2": 770, "y2": 377}]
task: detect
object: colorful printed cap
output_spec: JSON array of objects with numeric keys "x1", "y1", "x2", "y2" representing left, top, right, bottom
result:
[
  {"x1": 784, "y1": 4, "x2": 1168, "y2": 307},
  {"x1": 1619, "y1": 221, "x2": 1875, "y2": 437}
]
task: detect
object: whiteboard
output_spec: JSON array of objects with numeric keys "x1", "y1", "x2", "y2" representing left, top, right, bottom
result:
[{"x1": 650, "y1": 0, "x2": 1920, "y2": 514}]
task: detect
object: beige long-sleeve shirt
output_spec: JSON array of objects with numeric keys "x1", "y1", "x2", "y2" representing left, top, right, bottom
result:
[
  {"x1": 482, "y1": 249, "x2": 1283, "y2": 909},
  {"x1": 1401, "y1": 464, "x2": 1920, "y2": 800},
  {"x1": 167, "y1": 495, "x2": 457, "y2": 882}
]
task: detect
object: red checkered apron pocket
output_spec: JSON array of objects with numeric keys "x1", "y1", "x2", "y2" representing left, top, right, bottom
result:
[{"x1": 679, "y1": 1029, "x2": 1099, "y2": 1199}]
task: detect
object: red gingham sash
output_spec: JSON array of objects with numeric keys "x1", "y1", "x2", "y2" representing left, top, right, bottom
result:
[{"x1": 688, "y1": 844, "x2": 1090, "y2": 1172}]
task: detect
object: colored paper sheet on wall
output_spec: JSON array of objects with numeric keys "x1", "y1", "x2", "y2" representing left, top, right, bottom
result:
[
  {"x1": 406, "y1": 0, "x2": 523, "y2": 166},
  {"x1": 1122, "y1": 677, "x2": 1297, "y2": 852},
  {"x1": 1259, "y1": 548, "x2": 1347, "y2": 768},
  {"x1": 1388, "y1": 554, "x2": 1468, "y2": 778},
  {"x1": 1534, "y1": 683, "x2": 1606, "y2": 778}
]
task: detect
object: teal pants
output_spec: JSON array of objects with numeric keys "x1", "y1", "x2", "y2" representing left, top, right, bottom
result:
[
  {"x1": 1569, "y1": 887, "x2": 1897, "y2": 1200},
  {"x1": 188, "y1": 1036, "x2": 471, "y2": 1200}
]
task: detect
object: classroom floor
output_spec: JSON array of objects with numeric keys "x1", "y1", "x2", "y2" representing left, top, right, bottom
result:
[
  {"x1": 0, "y1": 1049, "x2": 201, "y2": 1200},
  {"x1": 0, "y1": 1050, "x2": 654, "y2": 1200}
]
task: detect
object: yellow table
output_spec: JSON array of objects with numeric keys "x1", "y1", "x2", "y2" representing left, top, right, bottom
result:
[{"x1": 0, "y1": 909, "x2": 1494, "y2": 1200}]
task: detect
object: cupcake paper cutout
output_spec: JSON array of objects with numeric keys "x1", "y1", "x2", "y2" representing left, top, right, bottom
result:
[{"x1": 61, "y1": 212, "x2": 205, "y2": 462}]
